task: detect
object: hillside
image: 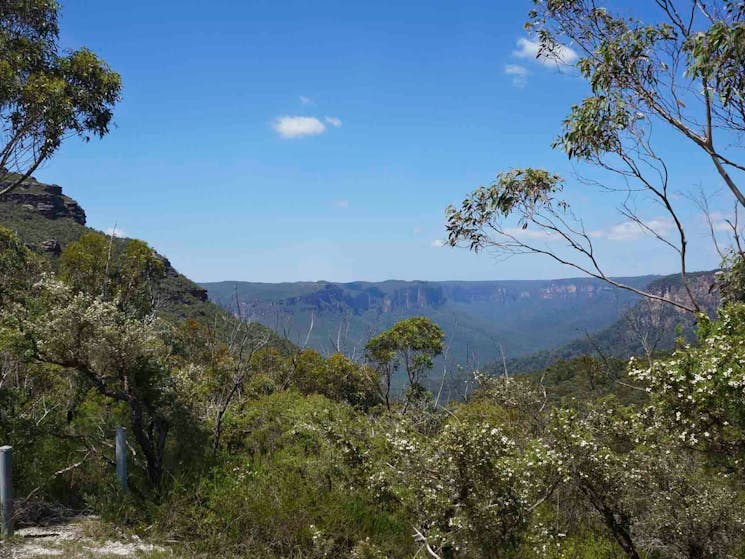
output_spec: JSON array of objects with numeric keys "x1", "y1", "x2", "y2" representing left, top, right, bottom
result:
[
  {"x1": 504, "y1": 271, "x2": 720, "y2": 374},
  {"x1": 0, "y1": 174, "x2": 287, "y2": 343},
  {"x1": 202, "y1": 276, "x2": 659, "y2": 364}
]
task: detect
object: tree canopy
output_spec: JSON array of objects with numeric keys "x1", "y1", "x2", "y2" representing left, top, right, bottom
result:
[{"x1": 0, "y1": 0, "x2": 121, "y2": 196}]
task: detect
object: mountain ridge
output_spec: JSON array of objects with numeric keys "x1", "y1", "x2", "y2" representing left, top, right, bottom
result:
[{"x1": 202, "y1": 275, "x2": 668, "y2": 364}]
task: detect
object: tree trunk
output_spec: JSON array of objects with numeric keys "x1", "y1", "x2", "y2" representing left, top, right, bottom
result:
[{"x1": 129, "y1": 398, "x2": 169, "y2": 487}]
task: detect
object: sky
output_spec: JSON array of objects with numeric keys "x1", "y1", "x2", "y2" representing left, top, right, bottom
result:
[{"x1": 31, "y1": 0, "x2": 736, "y2": 282}]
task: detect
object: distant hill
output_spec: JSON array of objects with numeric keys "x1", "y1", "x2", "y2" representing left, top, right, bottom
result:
[
  {"x1": 503, "y1": 271, "x2": 720, "y2": 375},
  {"x1": 201, "y1": 276, "x2": 662, "y2": 365}
]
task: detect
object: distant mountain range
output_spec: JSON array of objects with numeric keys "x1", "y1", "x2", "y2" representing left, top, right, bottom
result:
[{"x1": 201, "y1": 276, "x2": 665, "y2": 365}]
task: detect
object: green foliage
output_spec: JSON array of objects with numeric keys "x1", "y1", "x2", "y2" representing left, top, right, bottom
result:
[
  {"x1": 381, "y1": 422, "x2": 538, "y2": 557},
  {"x1": 0, "y1": 225, "x2": 45, "y2": 303},
  {"x1": 58, "y1": 231, "x2": 109, "y2": 294},
  {"x1": 525, "y1": 0, "x2": 745, "y2": 207},
  {"x1": 163, "y1": 391, "x2": 413, "y2": 558},
  {"x1": 293, "y1": 349, "x2": 381, "y2": 410},
  {"x1": 684, "y1": 17, "x2": 745, "y2": 114},
  {"x1": 365, "y1": 316, "x2": 444, "y2": 409},
  {"x1": 717, "y1": 252, "x2": 745, "y2": 305},
  {"x1": 527, "y1": 355, "x2": 645, "y2": 406},
  {"x1": 445, "y1": 168, "x2": 565, "y2": 251},
  {"x1": 549, "y1": 400, "x2": 745, "y2": 559},
  {"x1": 60, "y1": 231, "x2": 166, "y2": 316},
  {"x1": 556, "y1": 95, "x2": 633, "y2": 160},
  {"x1": 630, "y1": 301, "x2": 745, "y2": 467},
  {"x1": 0, "y1": 0, "x2": 121, "y2": 194}
]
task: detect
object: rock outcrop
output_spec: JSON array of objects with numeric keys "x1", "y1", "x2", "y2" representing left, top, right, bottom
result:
[
  {"x1": 0, "y1": 173, "x2": 86, "y2": 225},
  {"x1": 38, "y1": 239, "x2": 62, "y2": 256}
]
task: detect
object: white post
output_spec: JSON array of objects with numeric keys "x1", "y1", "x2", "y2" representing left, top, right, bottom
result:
[
  {"x1": 115, "y1": 428, "x2": 127, "y2": 491},
  {"x1": 0, "y1": 446, "x2": 12, "y2": 538}
]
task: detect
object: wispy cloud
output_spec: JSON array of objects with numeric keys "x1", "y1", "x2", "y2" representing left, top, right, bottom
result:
[
  {"x1": 590, "y1": 218, "x2": 674, "y2": 241},
  {"x1": 334, "y1": 199, "x2": 349, "y2": 208},
  {"x1": 504, "y1": 64, "x2": 529, "y2": 88},
  {"x1": 105, "y1": 226, "x2": 126, "y2": 238},
  {"x1": 273, "y1": 116, "x2": 327, "y2": 139},
  {"x1": 431, "y1": 239, "x2": 447, "y2": 248},
  {"x1": 324, "y1": 116, "x2": 342, "y2": 128},
  {"x1": 503, "y1": 227, "x2": 558, "y2": 240},
  {"x1": 705, "y1": 211, "x2": 736, "y2": 232},
  {"x1": 299, "y1": 95, "x2": 314, "y2": 105},
  {"x1": 513, "y1": 37, "x2": 578, "y2": 68}
]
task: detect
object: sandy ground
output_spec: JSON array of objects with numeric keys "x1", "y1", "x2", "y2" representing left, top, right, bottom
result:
[{"x1": 0, "y1": 517, "x2": 171, "y2": 558}]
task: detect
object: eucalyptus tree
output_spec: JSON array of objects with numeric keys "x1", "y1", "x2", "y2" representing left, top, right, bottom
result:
[
  {"x1": 447, "y1": 1, "x2": 745, "y2": 313},
  {"x1": 1, "y1": 0, "x2": 121, "y2": 196},
  {"x1": 365, "y1": 317, "x2": 444, "y2": 410}
]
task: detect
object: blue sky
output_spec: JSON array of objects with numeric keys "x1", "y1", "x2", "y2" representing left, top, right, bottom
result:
[{"x1": 33, "y1": 0, "x2": 732, "y2": 282}]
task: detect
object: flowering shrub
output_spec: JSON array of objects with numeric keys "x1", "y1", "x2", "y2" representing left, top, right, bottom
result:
[{"x1": 630, "y1": 303, "x2": 745, "y2": 466}]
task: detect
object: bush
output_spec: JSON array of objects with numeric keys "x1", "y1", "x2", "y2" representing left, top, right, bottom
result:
[{"x1": 162, "y1": 391, "x2": 413, "y2": 558}]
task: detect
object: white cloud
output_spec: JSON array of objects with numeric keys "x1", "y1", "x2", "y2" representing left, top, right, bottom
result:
[
  {"x1": 503, "y1": 227, "x2": 558, "y2": 240},
  {"x1": 299, "y1": 96, "x2": 314, "y2": 105},
  {"x1": 504, "y1": 64, "x2": 529, "y2": 88},
  {"x1": 513, "y1": 37, "x2": 578, "y2": 67},
  {"x1": 591, "y1": 218, "x2": 674, "y2": 241},
  {"x1": 413, "y1": 227, "x2": 422, "y2": 235},
  {"x1": 273, "y1": 116, "x2": 326, "y2": 139},
  {"x1": 105, "y1": 226, "x2": 126, "y2": 238},
  {"x1": 431, "y1": 239, "x2": 447, "y2": 248},
  {"x1": 334, "y1": 199, "x2": 349, "y2": 208},
  {"x1": 324, "y1": 116, "x2": 342, "y2": 128}
]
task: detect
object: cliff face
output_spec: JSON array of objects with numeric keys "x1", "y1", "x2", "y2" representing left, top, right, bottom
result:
[
  {"x1": 254, "y1": 278, "x2": 649, "y2": 316},
  {"x1": 506, "y1": 271, "x2": 720, "y2": 374},
  {"x1": 283, "y1": 283, "x2": 449, "y2": 314},
  {"x1": 202, "y1": 276, "x2": 658, "y2": 363},
  {"x1": 0, "y1": 175, "x2": 86, "y2": 225},
  {"x1": 644, "y1": 271, "x2": 719, "y2": 312}
]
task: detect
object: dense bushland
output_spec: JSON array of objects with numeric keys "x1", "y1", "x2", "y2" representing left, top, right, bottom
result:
[{"x1": 2, "y1": 225, "x2": 745, "y2": 558}]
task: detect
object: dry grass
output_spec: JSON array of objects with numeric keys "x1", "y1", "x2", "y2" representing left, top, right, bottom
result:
[{"x1": 0, "y1": 517, "x2": 175, "y2": 558}]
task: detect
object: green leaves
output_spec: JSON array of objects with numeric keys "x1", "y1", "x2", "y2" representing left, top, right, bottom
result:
[
  {"x1": 556, "y1": 95, "x2": 632, "y2": 160},
  {"x1": 365, "y1": 317, "x2": 444, "y2": 384},
  {"x1": 365, "y1": 317, "x2": 444, "y2": 409},
  {"x1": 685, "y1": 20, "x2": 745, "y2": 114},
  {"x1": 0, "y1": 0, "x2": 121, "y2": 194},
  {"x1": 59, "y1": 232, "x2": 166, "y2": 317},
  {"x1": 0, "y1": 226, "x2": 45, "y2": 305},
  {"x1": 630, "y1": 301, "x2": 745, "y2": 464},
  {"x1": 445, "y1": 168, "x2": 564, "y2": 251}
]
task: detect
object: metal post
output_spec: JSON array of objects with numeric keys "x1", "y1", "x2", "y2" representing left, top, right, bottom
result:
[
  {"x1": 0, "y1": 446, "x2": 12, "y2": 538},
  {"x1": 115, "y1": 427, "x2": 127, "y2": 491}
]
